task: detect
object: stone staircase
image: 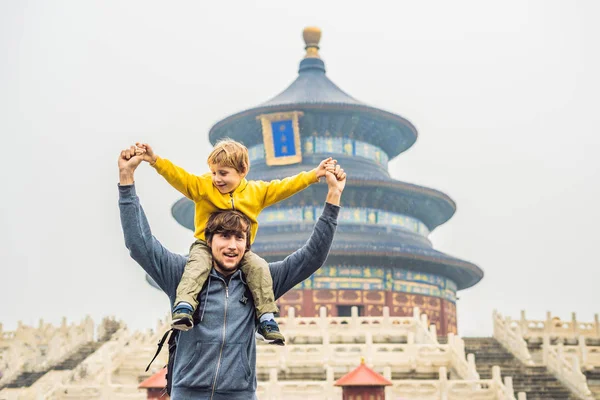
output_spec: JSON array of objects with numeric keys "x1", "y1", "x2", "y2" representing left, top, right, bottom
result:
[
  {"x1": 464, "y1": 337, "x2": 579, "y2": 400},
  {"x1": 526, "y1": 337, "x2": 600, "y2": 399},
  {"x1": 52, "y1": 341, "x2": 103, "y2": 370},
  {"x1": 1, "y1": 319, "x2": 121, "y2": 389},
  {"x1": 585, "y1": 367, "x2": 600, "y2": 399},
  {"x1": 3, "y1": 342, "x2": 101, "y2": 389},
  {"x1": 3, "y1": 371, "x2": 46, "y2": 389}
]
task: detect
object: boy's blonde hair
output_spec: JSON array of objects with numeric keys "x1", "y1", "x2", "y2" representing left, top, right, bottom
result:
[{"x1": 207, "y1": 139, "x2": 249, "y2": 174}]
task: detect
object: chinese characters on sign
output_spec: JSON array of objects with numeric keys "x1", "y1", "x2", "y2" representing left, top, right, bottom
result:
[{"x1": 257, "y1": 111, "x2": 303, "y2": 166}]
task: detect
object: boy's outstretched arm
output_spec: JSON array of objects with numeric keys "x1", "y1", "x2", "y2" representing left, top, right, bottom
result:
[
  {"x1": 134, "y1": 142, "x2": 207, "y2": 201},
  {"x1": 261, "y1": 157, "x2": 336, "y2": 208}
]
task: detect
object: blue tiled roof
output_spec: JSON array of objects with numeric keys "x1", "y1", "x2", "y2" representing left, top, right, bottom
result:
[
  {"x1": 208, "y1": 56, "x2": 418, "y2": 159},
  {"x1": 260, "y1": 58, "x2": 364, "y2": 107}
]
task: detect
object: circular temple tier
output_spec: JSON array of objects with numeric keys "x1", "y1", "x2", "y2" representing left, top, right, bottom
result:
[{"x1": 167, "y1": 27, "x2": 483, "y2": 335}]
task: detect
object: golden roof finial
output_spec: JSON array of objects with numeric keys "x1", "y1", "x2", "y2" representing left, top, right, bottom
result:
[
  {"x1": 360, "y1": 356, "x2": 365, "y2": 365},
  {"x1": 303, "y1": 26, "x2": 321, "y2": 59}
]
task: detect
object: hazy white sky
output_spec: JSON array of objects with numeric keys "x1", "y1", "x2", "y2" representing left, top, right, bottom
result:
[{"x1": 1, "y1": 1, "x2": 598, "y2": 337}]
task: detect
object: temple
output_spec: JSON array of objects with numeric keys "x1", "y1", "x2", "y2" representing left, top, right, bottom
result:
[{"x1": 169, "y1": 27, "x2": 483, "y2": 335}]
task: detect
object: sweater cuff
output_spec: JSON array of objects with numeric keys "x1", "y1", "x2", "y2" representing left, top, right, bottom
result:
[
  {"x1": 323, "y1": 202, "x2": 340, "y2": 220},
  {"x1": 118, "y1": 182, "x2": 137, "y2": 198},
  {"x1": 151, "y1": 156, "x2": 164, "y2": 170},
  {"x1": 305, "y1": 169, "x2": 319, "y2": 184}
]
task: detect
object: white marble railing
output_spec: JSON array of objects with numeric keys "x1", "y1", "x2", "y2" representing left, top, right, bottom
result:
[
  {"x1": 67, "y1": 326, "x2": 131, "y2": 384},
  {"x1": 517, "y1": 311, "x2": 600, "y2": 340},
  {"x1": 0, "y1": 338, "x2": 36, "y2": 387},
  {"x1": 0, "y1": 311, "x2": 530, "y2": 400},
  {"x1": 388, "y1": 366, "x2": 516, "y2": 400},
  {"x1": 5, "y1": 317, "x2": 169, "y2": 400},
  {"x1": 543, "y1": 335, "x2": 595, "y2": 400},
  {"x1": 1, "y1": 381, "x2": 144, "y2": 400},
  {"x1": 541, "y1": 334, "x2": 600, "y2": 371},
  {"x1": 493, "y1": 310, "x2": 535, "y2": 366},
  {"x1": 256, "y1": 366, "x2": 523, "y2": 400},
  {"x1": 447, "y1": 333, "x2": 480, "y2": 380},
  {"x1": 108, "y1": 316, "x2": 172, "y2": 381},
  {"x1": 0, "y1": 316, "x2": 95, "y2": 387},
  {"x1": 258, "y1": 308, "x2": 478, "y2": 380},
  {"x1": 280, "y1": 306, "x2": 439, "y2": 345},
  {"x1": 258, "y1": 340, "x2": 451, "y2": 374}
]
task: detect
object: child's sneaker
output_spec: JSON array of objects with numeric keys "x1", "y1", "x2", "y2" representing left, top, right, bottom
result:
[
  {"x1": 257, "y1": 319, "x2": 285, "y2": 345},
  {"x1": 171, "y1": 304, "x2": 194, "y2": 331}
]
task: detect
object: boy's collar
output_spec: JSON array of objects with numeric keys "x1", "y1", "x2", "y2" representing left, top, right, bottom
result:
[{"x1": 232, "y1": 178, "x2": 248, "y2": 194}]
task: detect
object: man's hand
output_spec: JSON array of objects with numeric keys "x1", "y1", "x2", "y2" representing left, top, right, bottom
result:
[
  {"x1": 119, "y1": 146, "x2": 144, "y2": 185},
  {"x1": 325, "y1": 164, "x2": 346, "y2": 206},
  {"x1": 313, "y1": 157, "x2": 337, "y2": 179},
  {"x1": 135, "y1": 142, "x2": 159, "y2": 165}
]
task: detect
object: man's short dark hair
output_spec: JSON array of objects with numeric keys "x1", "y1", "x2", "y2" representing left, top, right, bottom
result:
[{"x1": 205, "y1": 210, "x2": 252, "y2": 250}]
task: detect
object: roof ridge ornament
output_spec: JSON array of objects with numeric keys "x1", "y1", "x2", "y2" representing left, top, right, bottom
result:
[{"x1": 303, "y1": 26, "x2": 321, "y2": 59}]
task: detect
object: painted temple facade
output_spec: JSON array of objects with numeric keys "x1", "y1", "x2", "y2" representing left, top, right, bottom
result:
[{"x1": 169, "y1": 27, "x2": 483, "y2": 335}]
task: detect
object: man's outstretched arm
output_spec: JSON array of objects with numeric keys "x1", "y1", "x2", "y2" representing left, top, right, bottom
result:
[
  {"x1": 270, "y1": 165, "x2": 346, "y2": 298},
  {"x1": 118, "y1": 146, "x2": 186, "y2": 296}
]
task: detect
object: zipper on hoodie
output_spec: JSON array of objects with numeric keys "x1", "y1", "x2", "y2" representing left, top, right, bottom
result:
[
  {"x1": 229, "y1": 193, "x2": 235, "y2": 210},
  {"x1": 210, "y1": 282, "x2": 229, "y2": 399}
]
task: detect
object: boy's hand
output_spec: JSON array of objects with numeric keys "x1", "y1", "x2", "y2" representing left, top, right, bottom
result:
[
  {"x1": 135, "y1": 142, "x2": 158, "y2": 165},
  {"x1": 314, "y1": 157, "x2": 337, "y2": 179}
]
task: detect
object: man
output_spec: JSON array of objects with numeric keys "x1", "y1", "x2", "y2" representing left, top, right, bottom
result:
[{"x1": 117, "y1": 145, "x2": 346, "y2": 400}]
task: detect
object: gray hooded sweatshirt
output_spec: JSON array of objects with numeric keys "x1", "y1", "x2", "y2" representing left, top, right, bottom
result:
[{"x1": 118, "y1": 184, "x2": 339, "y2": 400}]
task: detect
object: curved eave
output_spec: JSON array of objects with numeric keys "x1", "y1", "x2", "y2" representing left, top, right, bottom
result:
[
  {"x1": 348, "y1": 178, "x2": 457, "y2": 228},
  {"x1": 208, "y1": 103, "x2": 418, "y2": 159},
  {"x1": 171, "y1": 178, "x2": 456, "y2": 232},
  {"x1": 247, "y1": 171, "x2": 455, "y2": 210},
  {"x1": 254, "y1": 242, "x2": 483, "y2": 290},
  {"x1": 172, "y1": 198, "x2": 194, "y2": 231}
]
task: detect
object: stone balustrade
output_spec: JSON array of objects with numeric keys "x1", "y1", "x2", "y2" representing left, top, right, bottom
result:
[
  {"x1": 516, "y1": 311, "x2": 600, "y2": 340},
  {"x1": 447, "y1": 333, "x2": 480, "y2": 380},
  {"x1": 542, "y1": 335, "x2": 595, "y2": 400},
  {"x1": 7, "y1": 317, "x2": 172, "y2": 399},
  {"x1": 257, "y1": 366, "x2": 523, "y2": 400},
  {"x1": 495, "y1": 310, "x2": 597, "y2": 400},
  {"x1": 6, "y1": 327, "x2": 140, "y2": 399},
  {"x1": 0, "y1": 316, "x2": 95, "y2": 387},
  {"x1": 109, "y1": 317, "x2": 172, "y2": 383},
  {"x1": 66, "y1": 326, "x2": 131, "y2": 385},
  {"x1": 258, "y1": 306, "x2": 480, "y2": 380},
  {"x1": 257, "y1": 332, "x2": 479, "y2": 380},
  {"x1": 493, "y1": 310, "x2": 535, "y2": 366},
  {"x1": 1, "y1": 311, "x2": 523, "y2": 399},
  {"x1": 258, "y1": 341, "x2": 449, "y2": 375},
  {"x1": 281, "y1": 306, "x2": 439, "y2": 345},
  {"x1": 546, "y1": 335, "x2": 600, "y2": 369},
  {"x1": 3, "y1": 382, "x2": 146, "y2": 400}
]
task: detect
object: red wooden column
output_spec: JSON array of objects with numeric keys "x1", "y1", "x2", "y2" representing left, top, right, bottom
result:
[
  {"x1": 138, "y1": 367, "x2": 169, "y2": 399},
  {"x1": 334, "y1": 358, "x2": 393, "y2": 400}
]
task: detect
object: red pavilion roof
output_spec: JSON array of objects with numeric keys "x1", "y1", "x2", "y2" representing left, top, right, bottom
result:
[
  {"x1": 139, "y1": 367, "x2": 167, "y2": 389},
  {"x1": 334, "y1": 359, "x2": 393, "y2": 387}
]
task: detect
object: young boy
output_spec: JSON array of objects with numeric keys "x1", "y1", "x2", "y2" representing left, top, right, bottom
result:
[{"x1": 135, "y1": 139, "x2": 334, "y2": 345}]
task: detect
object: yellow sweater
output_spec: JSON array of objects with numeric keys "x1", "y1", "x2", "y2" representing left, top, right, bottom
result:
[{"x1": 152, "y1": 157, "x2": 319, "y2": 243}]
